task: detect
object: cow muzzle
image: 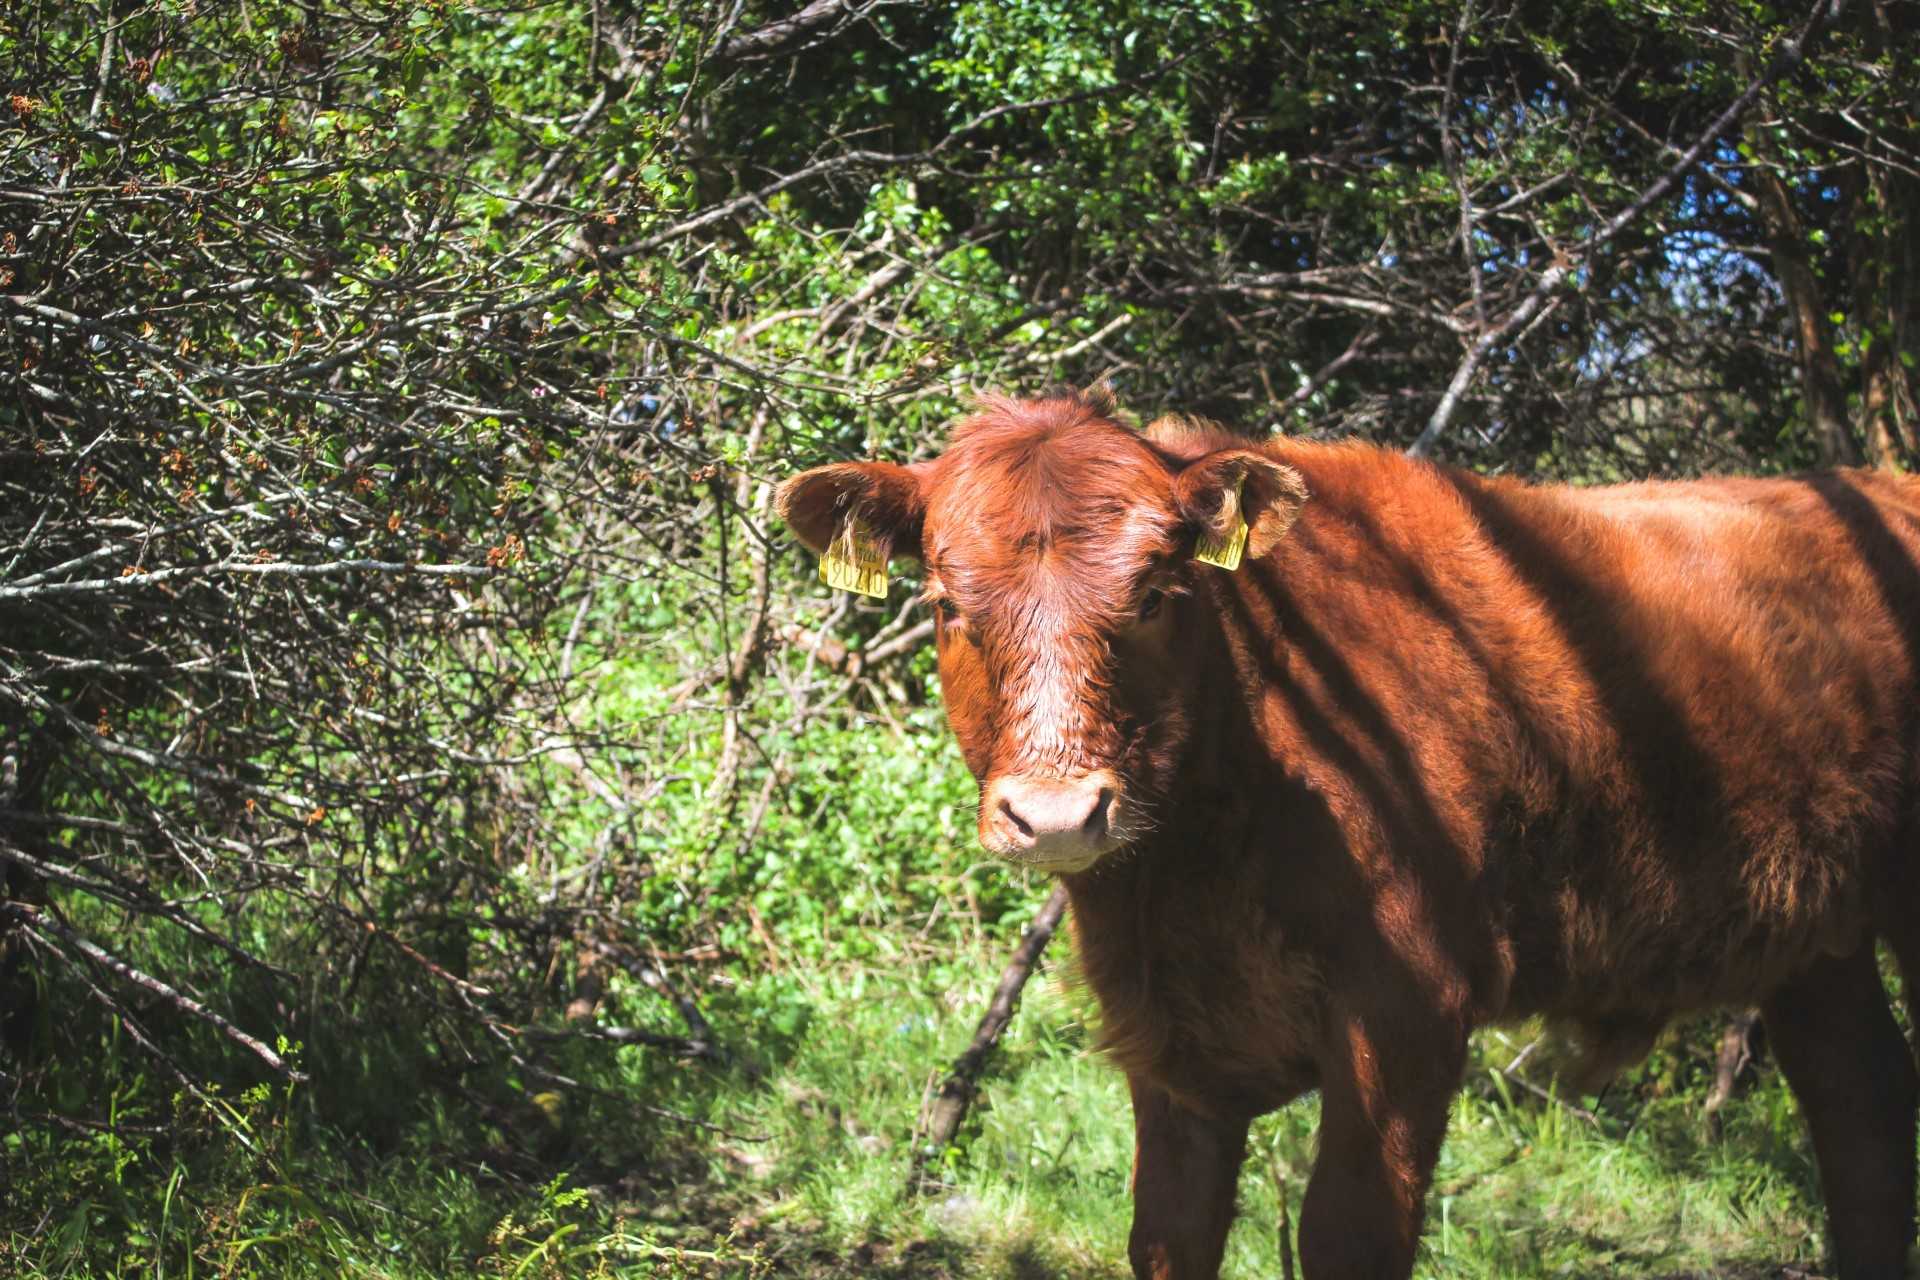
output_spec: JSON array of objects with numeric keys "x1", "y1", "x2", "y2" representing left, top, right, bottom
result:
[{"x1": 979, "y1": 770, "x2": 1125, "y2": 872}]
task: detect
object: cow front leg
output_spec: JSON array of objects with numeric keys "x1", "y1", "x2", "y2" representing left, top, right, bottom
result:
[
  {"x1": 1297, "y1": 1001, "x2": 1467, "y2": 1279},
  {"x1": 1127, "y1": 1075, "x2": 1251, "y2": 1280}
]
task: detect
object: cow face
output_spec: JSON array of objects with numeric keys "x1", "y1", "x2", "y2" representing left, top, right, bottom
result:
[{"x1": 780, "y1": 395, "x2": 1306, "y2": 873}]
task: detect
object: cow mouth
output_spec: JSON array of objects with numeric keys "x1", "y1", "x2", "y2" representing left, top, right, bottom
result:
[{"x1": 1000, "y1": 838, "x2": 1124, "y2": 875}]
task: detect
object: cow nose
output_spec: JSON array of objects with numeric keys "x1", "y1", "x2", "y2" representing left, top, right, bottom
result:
[{"x1": 982, "y1": 772, "x2": 1122, "y2": 869}]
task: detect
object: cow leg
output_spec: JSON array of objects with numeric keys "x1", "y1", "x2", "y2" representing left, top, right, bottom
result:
[
  {"x1": 1126, "y1": 1075, "x2": 1250, "y2": 1280},
  {"x1": 1762, "y1": 944, "x2": 1917, "y2": 1280},
  {"x1": 1297, "y1": 1003, "x2": 1466, "y2": 1280}
]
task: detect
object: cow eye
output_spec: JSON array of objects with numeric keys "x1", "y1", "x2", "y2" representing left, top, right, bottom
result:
[
  {"x1": 933, "y1": 596, "x2": 960, "y2": 622},
  {"x1": 1137, "y1": 588, "x2": 1165, "y2": 621}
]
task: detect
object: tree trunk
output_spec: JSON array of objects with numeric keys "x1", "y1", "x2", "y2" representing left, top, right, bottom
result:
[
  {"x1": 1745, "y1": 88, "x2": 1862, "y2": 466},
  {"x1": 1755, "y1": 172, "x2": 1860, "y2": 464},
  {"x1": 1854, "y1": 0, "x2": 1920, "y2": 467}
]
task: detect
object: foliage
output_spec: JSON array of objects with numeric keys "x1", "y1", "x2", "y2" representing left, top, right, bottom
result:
[{"x1": 3, "y1": 0, "x2": 1918, "y2": 1275}]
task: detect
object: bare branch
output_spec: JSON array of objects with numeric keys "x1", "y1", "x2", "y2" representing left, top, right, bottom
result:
[{"x1": 4, "y1": 902, "x2": 301, "y2": 1079}]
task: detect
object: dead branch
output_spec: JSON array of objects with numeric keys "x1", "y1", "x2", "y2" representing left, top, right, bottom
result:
[
  {"x1": 518, "y1": 1022, "x2": 710, "y2": 1057},
  {"x1": 712, "y1": 0, "x2": 875, "y2": 67},
  {"x1": 909, "y1": 883, "x2": 1070, "y2": 1192}
]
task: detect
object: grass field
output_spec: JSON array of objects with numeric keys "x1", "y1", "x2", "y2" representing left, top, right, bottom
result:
[{"x1": 4, "y1": 928, "x2": 1847, "y2": 1279}]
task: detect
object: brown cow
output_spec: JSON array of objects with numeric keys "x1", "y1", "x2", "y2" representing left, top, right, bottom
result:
[{"x1": 778, "y1": 389, "x2": 1920, "y2": 1280}]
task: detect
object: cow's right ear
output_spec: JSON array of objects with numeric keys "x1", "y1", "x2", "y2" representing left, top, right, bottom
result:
[{"x1": 775, "y1": 461, "x2": 927, "y2": 561}]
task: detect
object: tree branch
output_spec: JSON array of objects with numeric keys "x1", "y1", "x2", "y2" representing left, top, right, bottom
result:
[{"x1": 1409, "y1": 0, "x2": 1849, "y2": 458}]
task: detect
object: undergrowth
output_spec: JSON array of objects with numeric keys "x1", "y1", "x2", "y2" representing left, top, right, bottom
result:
[{"x1": 3, "y1": 934, "x2": 1839, "y2": 1279}]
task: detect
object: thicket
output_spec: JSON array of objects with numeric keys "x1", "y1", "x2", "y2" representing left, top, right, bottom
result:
[{"x1": 3, "y1": 0, "x2": 1917, "y2": 1274}]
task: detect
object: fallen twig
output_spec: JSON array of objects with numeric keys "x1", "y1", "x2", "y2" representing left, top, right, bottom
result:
[
  {"x1": 1267, "y1": 1149, "x2": 1296, "y2": 1280},
  {"x1": 1493, "y1": 1038, "x2": 1603, "y2": 1128}
]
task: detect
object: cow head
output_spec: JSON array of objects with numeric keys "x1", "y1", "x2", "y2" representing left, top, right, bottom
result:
[{"x1": 779, "y1": 392, "x2": 1307, "y2": 873}]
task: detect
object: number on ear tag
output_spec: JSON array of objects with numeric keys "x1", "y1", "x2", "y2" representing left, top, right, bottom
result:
[
  {"x1": 821, "y1": 513, "x2": 889, "y2": 598},
  {"x1": 1193, "y1": 477, "x2": 1249, "y2": 571}
]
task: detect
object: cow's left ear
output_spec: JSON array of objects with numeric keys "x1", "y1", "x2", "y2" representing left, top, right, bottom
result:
[{"x1": 1172, "y1": 449, "x2": 1309, "y2": 565}]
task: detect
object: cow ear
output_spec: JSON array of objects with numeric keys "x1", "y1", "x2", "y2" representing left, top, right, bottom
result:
[
  {"x1": 775, "y1": 460, "x2": 927, "y2": 561},
  {"x1": 1172, "y1": 449, "x2": 1308, "y2": 565}
]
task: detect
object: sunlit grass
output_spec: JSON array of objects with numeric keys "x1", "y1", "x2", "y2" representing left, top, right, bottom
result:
[{"x1": 715, "y1": 959, "x2": 1827, "y2": 1279}]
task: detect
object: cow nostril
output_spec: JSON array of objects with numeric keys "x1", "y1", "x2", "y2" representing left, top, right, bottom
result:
[
  {"x1": 1085, "y1": 788, "x2": 1113, "y2": 838},
  {"x1": 999, "y1": 796, "x2": 1034, "y2": 839}
]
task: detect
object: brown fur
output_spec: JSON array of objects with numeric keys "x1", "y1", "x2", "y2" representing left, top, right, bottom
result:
[{"x1": 779, "y1": 393, "x2": 1920, "y2": 1279}]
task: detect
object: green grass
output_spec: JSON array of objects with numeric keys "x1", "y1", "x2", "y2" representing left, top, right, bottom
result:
[{"x1": 2, "y1": 939, "x2": 1841, "y2": 1279}]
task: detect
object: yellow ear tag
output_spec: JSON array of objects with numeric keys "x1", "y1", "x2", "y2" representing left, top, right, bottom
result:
[
  {"x1": 820, "y1": 513, "x2": 889, "y2": 599},
  {"x1": 1193, "y1": 476, "x2": 1249, "y2": 571}
]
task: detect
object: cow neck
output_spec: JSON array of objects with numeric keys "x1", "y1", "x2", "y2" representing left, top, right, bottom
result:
[
  {"x1": 1171, "y1": 576, "x2": 1264, "y2": 850},
  {"x1": 1056, "y1": 572, "x2": 1314, "y2": 1106}
]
